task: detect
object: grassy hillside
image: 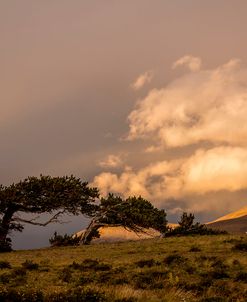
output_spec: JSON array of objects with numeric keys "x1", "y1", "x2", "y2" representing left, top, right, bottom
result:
[
  {"x1": 209, "y1": 206, "x2": 247, "y2": 223},
  {"x1": 0, "y1": 235, "x2": 247, "y2": 301},
  {"x1": 208, "y1": 215, "x2": 247, "y2": 234}
]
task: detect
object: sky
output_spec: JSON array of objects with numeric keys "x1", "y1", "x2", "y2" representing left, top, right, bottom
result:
[{"x1": 1, "y1": 1, "x2": 247, "y2": 249}]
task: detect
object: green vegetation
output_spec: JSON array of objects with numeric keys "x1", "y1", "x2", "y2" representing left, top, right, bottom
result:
[
  {"x1": 166, "y1": 213, "x2": 227, "y2": 237},
  {"x1": 81, "y1": 194, "x2": 167, "y2": 244},
  {"x1": 0, "y1": 235, "x2": 246, "y2": 301},
  {"x1": 49, "y1": 232, "x2": 82, "y2": 247},
  {"x1": 1, "y1": 176, "x2": 167, "y2": 251},
  {"x1": 0, "y1": 175, "x2": 99, "y2": 251}
]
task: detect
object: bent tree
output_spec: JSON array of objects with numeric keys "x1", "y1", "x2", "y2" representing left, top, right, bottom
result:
[
  {"x1": 0, "y1": 175, "x2": 99, "y2": 251},
  {"x1": 80, "y1": 194, "x2": 168, "y2": 245}
]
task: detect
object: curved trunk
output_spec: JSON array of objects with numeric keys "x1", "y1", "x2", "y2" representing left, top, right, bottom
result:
[
  {"x1": 0, "y1": 208, "x2": 15, "y2": 246},
  {"x1": 80, "y1": 218, "x2": 101, "y2": 245}
]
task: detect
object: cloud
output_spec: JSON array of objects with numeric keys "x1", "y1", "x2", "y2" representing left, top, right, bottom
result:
[
  {"x1": 93, "y1": 147, "x2": 247, "y2": 203},
  {"x1": 93, "y1": 57, "x2": 247, "y2": 216},
  {"x1": 131, "y1": 70, "x2": 154, "y2": 90},
  {"x1": 128, "y1": 58, "x2": 247, "y2": 148},
  {"x1": 98, "y1": 154, "x2": 123, "y2": 168},
  {"x1": 172, "y1": 55, "x2": 202, "y2": 71},
  {"x1": 181, "y1": 147, "x2": 247, "y2": 193}
]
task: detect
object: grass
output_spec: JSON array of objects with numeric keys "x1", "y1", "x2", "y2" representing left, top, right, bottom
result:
[{"x1": 0, "y1": 235, "x2": 247, "y2": 301}]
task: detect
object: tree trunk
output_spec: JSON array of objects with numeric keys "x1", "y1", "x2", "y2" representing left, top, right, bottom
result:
[
  {"x1": 79, "y1": 218, "x2": 101, "y2": 245},
  {"x1": 0, "y1": 207, "x2": 15, "y2": 249}
]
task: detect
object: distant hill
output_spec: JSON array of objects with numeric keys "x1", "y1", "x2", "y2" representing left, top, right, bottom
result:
[
  {"x1": 207, "y1": 206, "x2": 247, "y2": 234},
  {"x1": 75, "y1": 226, "x2": 161, "y2": 243},
  {"x1": 209, "y1": 206, "x2": 247, "y2": 223}
]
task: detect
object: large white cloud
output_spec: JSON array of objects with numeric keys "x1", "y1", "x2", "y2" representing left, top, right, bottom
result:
[
  {"x1": 93, "y1": 147, "x2": 247, "y2": 200},
  {"x1": 128, "y1": 59, "x2": 247, "y2": 148}
]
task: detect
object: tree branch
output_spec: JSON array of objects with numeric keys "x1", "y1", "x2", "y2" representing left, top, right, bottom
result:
[{"x1": 13, "y1": 210, "x2": 67, "y2": 226}]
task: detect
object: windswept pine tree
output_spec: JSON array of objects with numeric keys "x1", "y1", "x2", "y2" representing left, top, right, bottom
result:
[
  {"x1": 0, "y1": 175, "x2": 99, "y2": 251},
  {"x1": 80, "y1": 194, "x2": 168, "y2": 245}
]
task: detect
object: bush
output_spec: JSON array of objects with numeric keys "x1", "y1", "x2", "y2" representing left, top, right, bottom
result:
[
  {"x1": 0, "y1": 288, "x2": 43, "y2": 301},
  {"x1": 189, "y1": 246, "x2": 201, "y2": 252},
  {"x1": 46, "y1": 288, "x2": 107, "y2": 302},
  {"x1": 164, "y1": 254, "x2": 187, "y2": 265},
  {"x1": 22, "y1": 260, "x2": 39, "y2": 270},
  {"x1": 134, "y1": 259, "x2": 157, "y2": 268},
  {"x1": 132, "y1": 270, "x2": 167, "y2": 289},
  {"x1": 235, "y1": 271, "x2": 247, "y2": 282},
  {"x1": 233, "y1": 242, "x2": 247, "y2": 251},
  {"x1": 115, "y1": 299, "x2": 137, "y2": 302},
  {"x1": 0, "y1": 261, "x2": 11, "y2": 269},
  {"x1": 80, "y1": 259, "x2": 112, "y2": 271},
  {"x1": 49, "y1": 232, "x2": 81, "y2": 247},
  {"x1": 200, "y1": 298, "x2": 226, "y2": 302},
  {"x1": 166, "y1": 212, "x2": 227, "y2": 237},
  {"x1": 68, "y1": 261, "x2": 81, "y2": 270},
  {"x1": 0, "y1": 273, "x2": 11, "y2": 284},
  {"x1": 0, "y1": 238, "x2": 12, "y2": 253},
  {"x1": 12, "y1": 267, "x2": 27, "y2": 276},
  {"x1": 59, "y1": 268, "x2": 72, "y2": 283},
  {"x1": 232, "y1": 259, "x2": 241, "y2": 266}
]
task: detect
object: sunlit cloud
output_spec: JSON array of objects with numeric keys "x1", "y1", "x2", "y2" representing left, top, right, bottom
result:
[
  {"x1": 98, "y1": 154, "x2": 123, "y2": 168},
  {"x1": 172, "y1": 55, "x2": 202, "y2": 71},
  {"x1": 93, "y1": 57, "x2": 247, "y2": 214},
  {"x1": 131, "y1": 70, "x2": 154, "y2": 90},
  {"x1": 93, "y1": 146, "x2": 247, "y2": 200},
  {"x1": 128, "y1": 58, "x2": 246, "y2": 148}
]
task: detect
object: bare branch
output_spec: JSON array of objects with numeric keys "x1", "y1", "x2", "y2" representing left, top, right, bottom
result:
[{"x1": 13, "y1": 210, "x2": 67, "y2": 226}]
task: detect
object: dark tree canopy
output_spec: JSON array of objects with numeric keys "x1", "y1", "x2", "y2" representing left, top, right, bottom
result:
[
  {"x1": 0, "y1": 175, "x2": 99, "y2": 251},
  {"x1": 80, "y1": 194, "x2": 168, "y2": 245}
]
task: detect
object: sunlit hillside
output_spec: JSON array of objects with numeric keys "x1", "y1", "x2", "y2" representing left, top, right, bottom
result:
[
  {"x1": 209, "y1": 206, "x2": 247, "y2": 223},
  {"x1": 207, "y1": 205, "x2": 247, "y2": 234}
]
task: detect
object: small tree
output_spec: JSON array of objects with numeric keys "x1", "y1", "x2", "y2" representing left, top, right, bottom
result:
[
  {"x1": 166, "y1": 212, "x2": 227, "y2": 237},
  {"x1": 178, "y1": 212, "x2": 195, "y2": 230},
  {"x1": 0, "y1": 175, "x2": 99, "y2": 252},
  {"x1": 80, "y1": 194, "x2": 167, "y2": 245}
]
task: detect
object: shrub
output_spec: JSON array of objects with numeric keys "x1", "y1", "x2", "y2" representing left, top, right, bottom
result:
[
  {"x1": 0, "y1": 238, "x2": 12, "y2": 253},
  {"x1": 166, "y1": 212, "x2": 227, "y2": 237},
  {"x1": 134, "y1": 259, "x2": 157, "y2": 268},
  {"x1": 131, "y1": 270, "x2": 168, "y2": 289},
  {"x1": 59, "y1": 268, "x2": 72, "y2": 283},
  {"x1": 233, "y1": 242, "x2": 247, "y2": 251},
  {"x1": 211, "y1": 259, "x2": 228, "y2": 270},
  {"x1": 164, "y1": 254, "x2": 186, "y2": 265},
  {"x1": 77, "y1": 275, "x2": 94, "y2": 285},
  {"x1": 189, "y1": 246, "x2": 201, "y2": 252},
  {"x1": 0, "y1": 273, "x2": 11, "y2": 284},
  {"x1": 22, "y1": 260, "x2": 39, "y2": 270},
  {"x1": 0, "y1": 260, "x2": 11, "y2": 269},
  {"x1": 232, "y1": 259, "x2": 241, "y2": 266},
  {"x1": 49, "y1": 231, "x2": 81, "y2": 247},
  {"x1": 46, "y1": 288, "x2": 107, "y2": 302},
  {"x1": 235, "y1": 271, "x2": 247, "y2": 282},
  {"x1": 12, "y1": 267, "x2": 27, "y2": 276},
  {"x1": 0, "y1": 288, "x2": 43, "y2": 302},
  {"x1": 115, "y1": 298, "x2": 137, "y2": 302},
  {"x1": 68, "y1": 261, "x2": 81, "y2": 270},
  {"x1": 200, "y1": 298, "x2": 226, "y2": 302},
  {"x1": 81, "y1": 259, "x2": 112, "y2": 271}
]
